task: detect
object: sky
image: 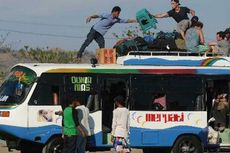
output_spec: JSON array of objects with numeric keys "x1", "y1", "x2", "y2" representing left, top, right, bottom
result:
[{"x1": 0, "y1": 0, "x2": 229, "y2": 52}]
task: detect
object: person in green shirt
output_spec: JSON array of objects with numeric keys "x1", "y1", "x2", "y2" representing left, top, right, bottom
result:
[{"x1": 62, "y1": 97, "x2": 85, "y2": 153}]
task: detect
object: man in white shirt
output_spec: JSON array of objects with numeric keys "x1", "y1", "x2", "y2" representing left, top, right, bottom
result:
[
  {"x1": 111, "y1": 96, "x2": 130, "y2": 153},
  {"x1": 75, "y1": 100, "x2": 91, "y2": 153}
]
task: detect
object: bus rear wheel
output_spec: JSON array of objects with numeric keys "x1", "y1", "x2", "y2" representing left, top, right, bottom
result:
[
  {"x1": 42, "y1": 137, "x2": 63, "y2": 153},
  {"x1": 171, "y1": 135, "x2": 203, "y2": 153}
]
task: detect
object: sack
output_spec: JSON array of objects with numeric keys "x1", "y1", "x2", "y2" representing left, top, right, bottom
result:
[
  {"x1": 175, "y1": 38, "x2": 186, "y2": 50},
  {"x1": 114, "y1": 39, "x2": 137, "y2": 56}
]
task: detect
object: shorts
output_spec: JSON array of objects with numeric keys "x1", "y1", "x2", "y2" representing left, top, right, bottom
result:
[
  {"x1": 177, "y1": 19, "x2": 191, "y2": 33},
  {"x1": 113, "y1": 137, "x2": 131, "y2": 153}
]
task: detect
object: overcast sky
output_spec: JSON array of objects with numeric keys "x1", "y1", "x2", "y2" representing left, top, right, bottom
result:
[{"x1": 0, "y1": 0, "x2": 229, "y2": 52}]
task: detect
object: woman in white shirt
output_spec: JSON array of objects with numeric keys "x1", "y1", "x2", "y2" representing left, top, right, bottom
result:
[{"x1": 111, "y1": 96, "x2": 130, "y2": 153}]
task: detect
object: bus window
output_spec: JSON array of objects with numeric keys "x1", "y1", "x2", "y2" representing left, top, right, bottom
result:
[
  {"x1": 63, "y1": 74, "x2": 98, "y2": 111},
  {"x1": 131, "y1": 75, "x2": 204, "y2": 111},
  {"x1": 29, "y1": 73, "x2": 61, "y2": 105},
  {"x1": 29, "y1": 83, "x2": 60, "y2": 105},
  {"x1": 0, "y1": 66, "x2": 36, "y2": 105},
  {"x1": 130, "y1": 75, "x2": 167, "y2": 111}
]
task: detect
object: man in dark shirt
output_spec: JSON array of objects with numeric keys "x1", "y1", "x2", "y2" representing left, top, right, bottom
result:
[{"x1": 153, "y1": 0, "x2": 195, "y2": 40}]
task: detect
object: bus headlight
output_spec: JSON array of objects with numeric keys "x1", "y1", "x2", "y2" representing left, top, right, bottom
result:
[{"x1": 0, "y1": 111, "x2": 10, "y2": 117}]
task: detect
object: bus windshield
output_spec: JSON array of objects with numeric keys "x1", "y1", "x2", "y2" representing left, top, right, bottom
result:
[{"x1": 0, "y1": 66, "x2": 37, "y2": 105}]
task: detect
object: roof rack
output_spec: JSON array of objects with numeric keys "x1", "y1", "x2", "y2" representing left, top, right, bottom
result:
[{"x1": 127, "y1": 51, "x2": 227, "y2": 57}]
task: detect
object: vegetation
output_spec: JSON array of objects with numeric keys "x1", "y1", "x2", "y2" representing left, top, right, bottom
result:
[
  {"x1": 112, "y1": 25, "x2": 154, "y2": 39},
  {"x1": 18, "y1": 47, "x2": 77, "y2": 63},
  {"x1": 0, "y1": 71, "x2": 6, "y2": 84},
  {"x1": 0, "y1": 46, "x2": 86, "y2": 84}
]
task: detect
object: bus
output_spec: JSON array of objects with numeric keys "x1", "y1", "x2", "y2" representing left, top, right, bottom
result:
[{"x1": 0, "y1": 51, "x2": 230, "y2": 153}]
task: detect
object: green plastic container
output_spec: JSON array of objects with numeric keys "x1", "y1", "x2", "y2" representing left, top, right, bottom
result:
[{"x1": 136, "y1": 8, "x2": 157, "y2": 32}]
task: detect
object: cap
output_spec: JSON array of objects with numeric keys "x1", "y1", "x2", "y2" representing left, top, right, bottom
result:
[
  {"x1": 191, "y1": 16, "x2": 199, "y2": 23},
  {"x1": 172, "y1": 0, "x2": 181, "y2": 5}
]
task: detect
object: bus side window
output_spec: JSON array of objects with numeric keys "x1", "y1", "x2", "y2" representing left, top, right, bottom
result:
[{"x1": 29, "y1": 83, "x2": 59, "y2": 105}]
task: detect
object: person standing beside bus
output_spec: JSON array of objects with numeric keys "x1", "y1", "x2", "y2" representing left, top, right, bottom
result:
[
  {"x1": 77, "y1": 6, "x2": 136, "y2": 60},
  {"x1": 62, "y1": 98, "x2": 85, "y2": 153},
  {"x1": 111, "y1": 96, "x2": 130, "y2": 153},
  {"x1": 152, "y1": 0, "x2": 195, "y2": 40},
  {"x1": 75, "y1": 99, "x2": 91, "y2": 153}
]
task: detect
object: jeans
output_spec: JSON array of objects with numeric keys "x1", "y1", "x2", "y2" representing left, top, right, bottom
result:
[
  {"x1": 75, "y1": 135, "x2": 87, "y2": 153},
  {"x1": 78, "y1": 28, "x2": 105, "y2": 57},
  {"x1": 62, "y1": 135, "x2": 77, "y2": 153}
]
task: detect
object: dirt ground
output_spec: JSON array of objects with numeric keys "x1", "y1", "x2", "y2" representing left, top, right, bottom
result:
[{"x1": 0, "y1": 143, "x2": 143, "y2": 153}]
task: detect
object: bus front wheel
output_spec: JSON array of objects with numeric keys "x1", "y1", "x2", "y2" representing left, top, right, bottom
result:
[
  {"x1": 171, "y1": 135, "x2": 203, "y2": 153},
  {"x1": 42, "y1": 137, "x2": 63, "y2": 153}
]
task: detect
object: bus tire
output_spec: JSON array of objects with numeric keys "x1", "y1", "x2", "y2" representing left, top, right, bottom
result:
[
  {"x1": 171, "y1": 135, "x2": 203, "y2": 153},
  {"x1": 20, "y1": 140, "x2": 43, "y2": 153},
  {"x1": 42, "y1": 137, "x2": 63, "y2": 153},
  {"x1": 143, "y1": 148, "x2": 151, "y2": 153}
]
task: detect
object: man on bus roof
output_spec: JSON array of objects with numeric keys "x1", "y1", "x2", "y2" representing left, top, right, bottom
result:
[
  {"x1": 152, "y1": 0, "x2": 195, "y2": 40},
  {"x1": 77, "y1": 6, "x2": 136, "y2": 60}
]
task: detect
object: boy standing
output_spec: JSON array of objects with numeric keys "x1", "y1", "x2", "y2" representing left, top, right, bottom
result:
[{"x1": 62, "y1": 98, "x2": 85, "y2": 153}]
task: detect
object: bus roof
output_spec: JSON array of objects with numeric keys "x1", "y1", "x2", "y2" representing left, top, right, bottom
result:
[
  {"x1": 13, "y1": 62, "x2": 230, "y2": 78},
  {"x1": 11, "y1": 52, "x2": 230, "y2": 77}
]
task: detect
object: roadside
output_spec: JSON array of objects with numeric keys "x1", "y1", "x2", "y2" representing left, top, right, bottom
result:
[{"x1": 0, "y1": 140, "x2": 143, "y2": 153}]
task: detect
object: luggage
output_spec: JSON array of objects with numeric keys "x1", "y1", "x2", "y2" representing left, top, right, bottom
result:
[
  {"x1": 114, "y1": 37, "x2": 148, "y2": 56},
  {"x1": 148, "y1": 38, "x2": 178, "y2": 51},
  {"x1": 96, "y1": 48, "x2": 116, "y2": 64},
  {"x1": 156, "y1": 31, "x2": 179, "y2": 40},
  {"x1": 147, "y1": 31, "x2": 181, "y2": 51}
]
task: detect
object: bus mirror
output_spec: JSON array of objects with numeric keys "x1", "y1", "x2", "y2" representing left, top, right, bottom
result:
[{"x1": 15, "y1": 82, "x2": 24, "y2": 96}]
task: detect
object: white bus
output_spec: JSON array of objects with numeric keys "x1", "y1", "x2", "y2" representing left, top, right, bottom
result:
[{"x1": 0, "y1": 52, "x2": 230, "y2": 153}]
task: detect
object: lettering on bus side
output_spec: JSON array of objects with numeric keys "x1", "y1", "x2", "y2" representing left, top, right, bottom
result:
[
  {"x1": 145, "y1": 113, "x2": 184, "y2": 123},
  {"x1": 71, "y1": 76, "x2": 92, "y2": 92}
]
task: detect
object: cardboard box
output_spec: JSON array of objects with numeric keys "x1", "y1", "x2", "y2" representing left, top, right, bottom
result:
[{"x1": 96, "y1": 48, "x2": 116, "y2": 64}]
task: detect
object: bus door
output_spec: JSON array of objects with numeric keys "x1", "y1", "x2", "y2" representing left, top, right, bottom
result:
[
  {"x1": 27, "y1": 73, "x2": 63, "y2": 144},
  {"x1": 98, "y1": 75, "x2": 130, "y2": 145},
  {"x1": 63, "y1": 73, "x2": 100, "y2": 147},
  {"x1": 206, "y1": 79, "x2": 230, "y2": 146}
]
